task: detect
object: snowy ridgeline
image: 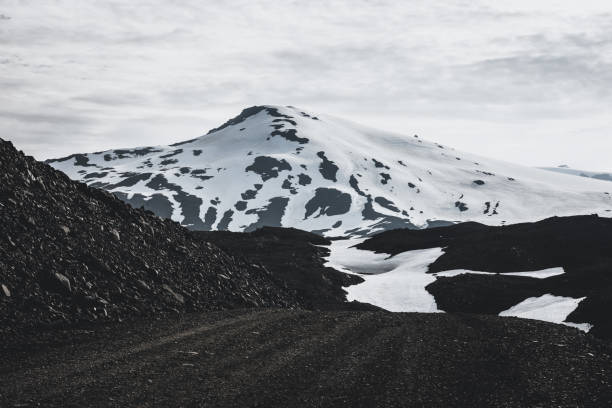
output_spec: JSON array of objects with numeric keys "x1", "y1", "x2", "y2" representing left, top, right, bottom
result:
[{"x1": 323, "y1": 239, "x2": 593, "y2": 332}]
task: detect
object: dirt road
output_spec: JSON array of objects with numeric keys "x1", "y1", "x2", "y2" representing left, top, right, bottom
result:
[{"x1": 1, "y1": 309, "x2": 611, "y2": 407}]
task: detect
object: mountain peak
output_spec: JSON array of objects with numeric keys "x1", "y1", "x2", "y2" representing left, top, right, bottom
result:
[{"x1": 47, "y1": 108, "x2": 612, "y2": 235}]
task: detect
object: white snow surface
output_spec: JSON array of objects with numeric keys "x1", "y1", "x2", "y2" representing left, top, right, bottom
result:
[
  {"x1": 48, "y1": 105, "x2": 612, "y2": 235},
  {"x1": 433, "y1": 267, "x2": 565, "y2": 279},
  {"x1": 499, "y1": 295, "x2": 592, "y2": 332},
  {"x1": 323, "y1": 240, "x2": 590, "y2": 330},
  {"x1": 322, "y1": 239, "x2": 443, "y2": 312}
]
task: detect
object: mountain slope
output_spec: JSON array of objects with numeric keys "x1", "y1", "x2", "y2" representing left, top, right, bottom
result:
[
  {"x1": 541, "y1": 165, "x2": 612, "y2": 182},
  {"x1": 0, "y1": 138, "x2": 302, "y2": 332},
  {"x1": 48, "y1": 106, "x2": 612, "y2": 236}
]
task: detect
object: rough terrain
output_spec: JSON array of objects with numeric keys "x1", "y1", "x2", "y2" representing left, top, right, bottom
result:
[
  {"x1": 0, "y1": 138, "x2": 301, "y2": 335},
  {"x1": 356, "y1": 215, "x2": 612, "y2": 339},
  {"x1": 194, "y1": 227, "x2": 375, "y2": 310},
  {"x1": 1, "y1": 309, "x2": 611, "y2": 408}
]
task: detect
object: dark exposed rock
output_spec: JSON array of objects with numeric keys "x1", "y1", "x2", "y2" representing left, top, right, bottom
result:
[
  {"x1": 349, "y1": 175, "x2": 366, "y2": 196},
  {"x1": 374, "y1": 196, "x2": 400, "y2": 213},
  {"x1": 348, "y1": 175, "x2": 416, "y2": 234},
  {"x1": 372, "y1": 158, "x2": 390, "y2": 169},
  {"x1": 304, "y1": 188, "x2": 351, "y2": 219},
  {"x1": 114, "y1": 192, "x2": 174, "y2": 219},
  {"x1": 281, "y1": 178, "x2": 297, "y2": 194},
  {"x1": 144, "y1": 174, "x2": 207, "y2": 229},
  {"x1": 84, "y1": 172, "x2": 109, "y2": 179},
  {"x1": 160, "y1": 159, "x2": 178, "y2": 166},
  {"x1": 297, "y1": 173, "x2": 311, "y2": 186},
  {"x1": 193, "y1": 227, "x2": 368, "y2": 310},
  {"x1": 217, "y1": 210, "x2": 234, "y2": 231},
  {"x1": 106, "y1": 173, "x2": 152, "y2": 189},
  {"x1": 45, "y1": 153, "x2": 96, "y2": 167},
  {"x1": 244, "y1": 197, "x2": 290, "y2": 232},
  {"x1": 115, "y1": 147, "x2": 163, "y2": 158},
  {"x1": 380, "y1": 173, "x2": 391, "y2": 185},
  {"x1": 245, "y1": 156, "x2": 292, "y2": 181},
  {"x1": 241, "y1": 188, "x2": 259, "y2": 200},
  {"x1": 360, "y1": 196, "x2": 417, "y2": 233},
  {"x1": 0, "y1": 138, "x2": 301, "y2": 334},
  {"x1": 455, "y1": 201, "x2": 468, "y2": 211},
  {"x1": 191, "y1": 169, "x2": 213, "y2": 181},
  {"x1": 273, "y1": 118, "x2": 297, "y2": 126},
  {"x1": 316, "y1": 151, "x2": 339, "y2": 182},
  {"x1": 202, "y1": 206, "x2": 218, "y2": 231},
  {"x1": 159, "y1": 149, "x2": 183, "y2": 159},
  {"x1": 207, "y1": 106, "x2": 268, "y2": 134},
  {"x1": 270, "y1": 129, "x2": 309, "y2": 144}
]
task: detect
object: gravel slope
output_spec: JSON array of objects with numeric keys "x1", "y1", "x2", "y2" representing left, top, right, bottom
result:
[
  {"x1": 0, "y1": 138, "x2": 300, "y2": 334},
  {"x1": 1, "y1": 309, "x2": 611, "y2": 407}
]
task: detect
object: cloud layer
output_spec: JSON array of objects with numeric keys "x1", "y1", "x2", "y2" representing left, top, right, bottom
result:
[{"x1": 1, "y1": 0, "x2": 611, "y2": 170}]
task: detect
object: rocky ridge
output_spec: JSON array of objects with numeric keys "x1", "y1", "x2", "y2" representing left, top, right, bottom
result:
[{"x1": 0, "y1": 138, "x2": 302, "y2": 334}]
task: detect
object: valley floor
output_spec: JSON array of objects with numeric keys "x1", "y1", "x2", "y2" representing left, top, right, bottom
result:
[{"x1": 1, "y1": 309, "x2": 611, "y2": 407}]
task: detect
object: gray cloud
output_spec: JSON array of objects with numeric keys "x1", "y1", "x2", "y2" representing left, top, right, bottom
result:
[
  {"x1": 0, "y1": 110, "x2": 93, "y2": 125},
  {"x1": 1, "y1": 0, "x2": 611, "y2": 170}
]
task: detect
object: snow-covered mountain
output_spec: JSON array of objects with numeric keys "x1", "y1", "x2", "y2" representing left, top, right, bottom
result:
[
  {"x1": 48, "y1": 105, "x2": 612, "y2": 236},
  {"x1": 541, "y1": 165, "x2": 612, "y2": 182}
]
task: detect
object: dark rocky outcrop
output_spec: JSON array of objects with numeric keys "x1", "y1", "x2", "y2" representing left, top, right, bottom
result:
[
  {"x1": 245, "y1": 156, "x2": 292, "y2": 181},
  {"x1": 316, "y1": 151, "x2": 339, "y2": 182},
  {"x1": 194, "y1": 227, "x2": 372, "y2": 311},
  {"x1": 304, "y1": 188, "x2": 351, "y2": 219},
  {"x1": 0, "y1": 139, "x2": 301, "y2": 334}
]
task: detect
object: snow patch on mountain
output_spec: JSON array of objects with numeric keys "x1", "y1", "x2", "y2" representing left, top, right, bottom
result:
[
  {"x1": 323, "y1": 239, "x2": 590, "y2": 331},
  {"x1": 499, "y1": 295, "x2": 592, "y2": 332},
  {"x1": 433, "y1": 267, "x2": 565, "y2": 279},
  {"x1": 322, "y1": 239, "x2": 443, "y2": 312}
]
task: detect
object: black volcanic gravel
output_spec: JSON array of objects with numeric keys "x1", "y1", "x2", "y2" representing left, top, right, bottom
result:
[
  {"x1": 357, "y1": 216, "x2": 612, "y2": 340},
  {"x1": 1, "y1": 309, "x2": 611, "y2": 407},
  {"x1": 0, "y1": 139, "x2": 301, "y2": 335},
  {"x1": 194, "y1": 227, "x2": 376, "y2": 311}
]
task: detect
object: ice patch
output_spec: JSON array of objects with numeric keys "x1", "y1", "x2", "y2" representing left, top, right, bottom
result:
[
  {"x1": 499, "y1": 294, "x2": 592, "y2": 332},
  {"x1": 324, "y1": 241, "x2": 589, "y2": 331},
  {"x1": 433, "y1": 267, "x2": 565, "y2": 279},
  {"x1": 323, "y1": 239, "x2": 443, "y2": 312}
]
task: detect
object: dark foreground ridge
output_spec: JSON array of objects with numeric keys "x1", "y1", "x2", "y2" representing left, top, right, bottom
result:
[
  {"x1": 1, "y1": 309, "x2": 611, "y2": 407},
  {"x1": 358, "y1": 215, "x2": 612, "y2": 339},
  {"x1": 193, "y1": 227, "x2": 376, "y2": 311},
  {"x1": 0, "y1": 138, "x2": 302, "y2": 335}
]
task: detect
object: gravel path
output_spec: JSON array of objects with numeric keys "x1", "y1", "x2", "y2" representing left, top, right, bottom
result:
[{"x1": 1, "y1": 309, "x2": 611, "y2": 407}]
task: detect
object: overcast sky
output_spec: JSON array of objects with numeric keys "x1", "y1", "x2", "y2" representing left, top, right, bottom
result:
[{"x1": 1, "y1": 0, "x2": 611, "y2": 170}]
